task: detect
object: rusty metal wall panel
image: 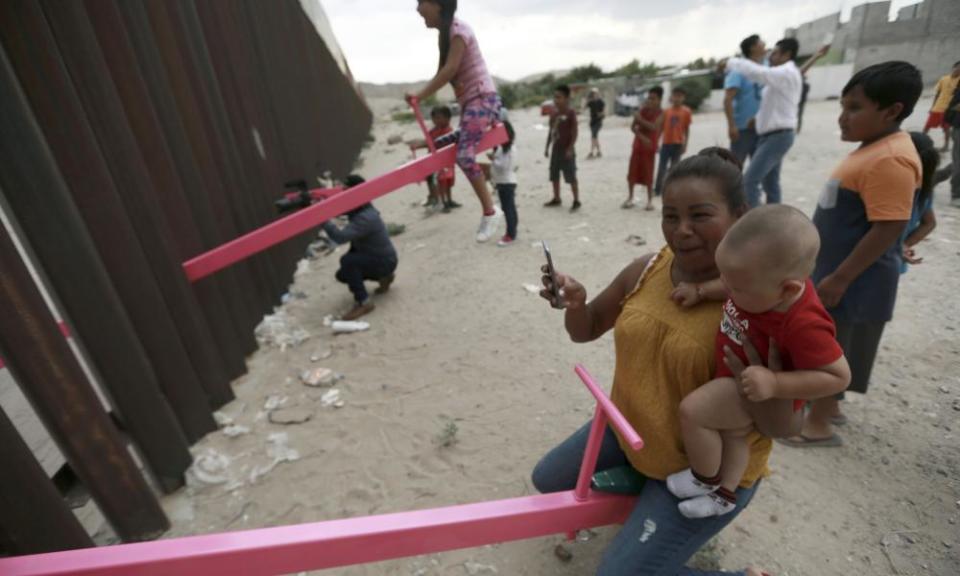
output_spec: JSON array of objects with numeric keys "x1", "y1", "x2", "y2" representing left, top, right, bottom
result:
[
  {"x1": 0, "y1": 33, "x2": 192, "y2": 493},
  {"x1": 82, "y1": 0, "x2": 247, "y2": 383},
  {"x1": 0, "y1": 215, "x2": 169, "y2": 544}
]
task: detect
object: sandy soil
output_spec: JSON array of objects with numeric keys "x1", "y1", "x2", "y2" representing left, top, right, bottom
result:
[{"x1": 161, "y1": 95, "x2": 960, "y2": 576}]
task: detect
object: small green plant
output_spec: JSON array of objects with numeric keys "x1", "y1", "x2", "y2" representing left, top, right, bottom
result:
[
  {"x1": 435, "y1": 420, "x2": 459, "y2": 448},
  {"x1": 391, "y1": 111, "x2": 416, "y2": 123}
]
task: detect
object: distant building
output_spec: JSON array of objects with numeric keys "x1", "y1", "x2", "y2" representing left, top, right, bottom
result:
[{"x1": 786, "y1": 0, "x2": 960, "y2": 86}]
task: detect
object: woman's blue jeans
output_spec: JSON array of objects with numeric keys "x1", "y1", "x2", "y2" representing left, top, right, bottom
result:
[{"x1": 532, "y1": 422, "x2": 759, "y2": 576}]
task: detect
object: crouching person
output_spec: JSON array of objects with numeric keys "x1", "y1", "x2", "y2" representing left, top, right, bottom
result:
[{"x1": 322, "y1": 175, "x2": 398, "y2": 320}]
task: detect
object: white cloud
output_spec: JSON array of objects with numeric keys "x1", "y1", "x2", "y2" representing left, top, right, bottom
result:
[{"x1": 323, "y1": 0, "x2": 924, "y2": 83}]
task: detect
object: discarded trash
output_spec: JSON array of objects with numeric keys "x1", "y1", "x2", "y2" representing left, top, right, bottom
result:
[
  {"x1": 222, "y1": 425, "x2": 251, "y2": 438},
  {"x1": 626, "y1": 234, "x2": 647, "y2": 246},
  {"x1": 187, "y1": 449, "x2": 232, "y2": 486},
  {"x1": 268, "y1": 408, "x2": 313, "y2": 425},
  {"x1": 300, "y1": 367, "x2": 340, "y2": 387},
  {"x1": 522, "y1": 283, "x2": 541, "y2": 294},
  {"x1": 263, "y1": 395, "x2": 289, "y2": 411},
  {"x1": 386, "y1": 222, "x2": 407, "y2": 237},
  {"x1": 281, "y1": 291, "x2": 308, "y2": 304},
  {"x1": 553, "y1": 544, "x2": 573, "y2": 563},
  {"x1": 249, "y1": 433, "x2": 301, "y2": 484},
  {"x1": 321, "y1": 388, "x2": 345, "y2": 408},
  {"x1": 213, "y1": 411, "x2": 234, "y2": 427},
  {"x1": 310, "y1": 349, "x2": 334, "y2": 362},
  {"x1": 568, "y1": 222, "x2": 589, "y2": 231},
  {"x1": 255, "y1": 311, "x2": 310, "y2": 351},
  {"x1": 464, "y1": 562, "x2": 498, "y2": 575},
  {"x1": 410, "y1": 243, "x2": 427, "y2": 252},
  {"x1": 332, "y1": 320, "x2": 370, "y2": 334}
]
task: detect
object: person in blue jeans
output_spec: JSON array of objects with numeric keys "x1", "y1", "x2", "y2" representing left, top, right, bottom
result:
[
  {"x1": 536, "y1": 150, "x2": 771, "y2": 576},
  {"x1": 322, "y1": 175, "x2": 398, "y2": 321},
  {"x1": 724, "y1": 34, "x2": 765, "y2": 165},
  {"x1": 724, "y1": 38, "x2": 803, "y2": 207}
]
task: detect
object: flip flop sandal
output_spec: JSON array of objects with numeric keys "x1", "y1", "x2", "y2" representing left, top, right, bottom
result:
[
  {"x1": 776, "y1": 434, "x2": 843, "y2": 448},
  {"x1": 831, "y1": 414, "x2": 848, "y2": 426}
]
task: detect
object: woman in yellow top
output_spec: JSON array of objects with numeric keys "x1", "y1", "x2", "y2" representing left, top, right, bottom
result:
[{"x1": 534, "y1": 149, "x2": 774, "y2": 576}]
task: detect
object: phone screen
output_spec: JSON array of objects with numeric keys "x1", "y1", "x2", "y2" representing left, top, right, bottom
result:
[{"x1": 543, "y1": 241, "x2": 561, "y2": 306}]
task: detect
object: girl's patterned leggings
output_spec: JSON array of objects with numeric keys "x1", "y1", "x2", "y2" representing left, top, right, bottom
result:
[{"x1": 457, "y1": 93, "x2": 501, "y2": 181}]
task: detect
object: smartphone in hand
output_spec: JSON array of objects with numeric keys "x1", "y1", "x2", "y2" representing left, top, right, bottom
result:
[{"x1": 543, "y1": 241, "x2": 562, "y2": 308}]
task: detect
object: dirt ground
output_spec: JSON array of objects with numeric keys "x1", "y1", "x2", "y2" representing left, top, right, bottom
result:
[{"x1": 161, "y1": 95, "x2": 960, "y2": 576}]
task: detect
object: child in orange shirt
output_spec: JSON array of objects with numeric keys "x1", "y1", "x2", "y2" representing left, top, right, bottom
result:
[{"x1": 654, "y1": 87, "x2": 693, "y2": 196}]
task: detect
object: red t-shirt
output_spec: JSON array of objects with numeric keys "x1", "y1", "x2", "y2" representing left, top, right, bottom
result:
[
  {"x1": 550, "y1": 108, "x2": 578, "y2": 152},
  {"x1": 429, "y1": 126, "x2": 455, "y2": 185},
  {"x1": 714, "y1": 279, "x2": 844, "y2": 410}
]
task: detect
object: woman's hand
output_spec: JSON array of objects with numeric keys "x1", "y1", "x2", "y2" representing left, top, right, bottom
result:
[
  {"x1": 816, "y1": 273, "x2": 849, "y2": 308},
  {"x1": 404, "y1": 92, "x2": 418, "y2": 105},
  {"x1": 723, "y1": 337, "x2": 783, "y2": 401},
  {"x1": 540, "y1": 266, "x2": 587, "y2": 310},
  {"x1": 670, "y1": 282, "x2": 701, "y2": 308},
  {"x1": 902, "y1": 246, "x2": 924, "y2": 265}
]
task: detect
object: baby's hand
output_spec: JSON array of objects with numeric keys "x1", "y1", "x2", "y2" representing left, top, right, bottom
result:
[
  {"x1": 740, "y1": 366, "x2": 778, "y2": 402},
  {"x1": 670, "y1": 282, "x2": 700, "y2": 308}
]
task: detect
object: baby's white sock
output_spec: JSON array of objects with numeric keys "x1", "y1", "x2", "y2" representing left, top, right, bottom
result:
[{"x1": 666, "y1": 468, "x2": 720, "y2": 499}]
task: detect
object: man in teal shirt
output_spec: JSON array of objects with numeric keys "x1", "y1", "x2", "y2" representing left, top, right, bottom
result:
[{"x1": 724, "y1": 34, "x2": 764, "y2": 164}]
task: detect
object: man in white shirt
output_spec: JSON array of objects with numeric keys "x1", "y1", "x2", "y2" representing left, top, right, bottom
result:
[{"x1": 724, "y1": 38, "x2": 802, "y2": 207}]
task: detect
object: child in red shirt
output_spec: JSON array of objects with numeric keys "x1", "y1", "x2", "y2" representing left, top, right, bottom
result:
[
  {"x1": 666, "y1": 205, "x2": 851, "y2": 518},
  {"x1": 626, "y1": 86, "x2": 663, "y2": 210},
  {"x1": 409, "y1": 106, "x2": 460, "y2": 212}
]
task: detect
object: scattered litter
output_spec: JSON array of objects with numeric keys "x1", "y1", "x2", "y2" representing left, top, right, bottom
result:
[
  {"x1": 223, "y1": 425, "x2": 251, "y2": 438},
  {"x1": 263, "y1": 395, "x2": 289, "y2": 411},
  {"x1": 269, "y1": 408, "x2": 313, "y2": 425},
  {"x1": 321, "y1": 389, "x2": 345, "y2": 408},
  {"x1": 576, "y1": 528, "x2": 598, "y2": 542},
  {"x1": 626, "y1": 234, "x2": 647, "y2": 246},
  {"x1": 464, "y1": 562, "x2": 498, "y2": 575},
  {"x1": 386, "y1": 222, "x2": 407, "y2": 237},
  {"x1": 307, "y1": 237, "x2": 337, "y2": 259},
  {"x1": 578, "y1": 236, "x2": 591, "y2": 243},
  {"x1": 332, "y1": 320, "x2": 370, "y2": 334},
  {"x1": 522, "y1": 283, "x2": 541, "y2": 294},
  {"x1": 249, "y1": 433, "x2": 301, "y2": 484},
  {"x1": 300, "y1": 367, "x2": 341, "y2": 387},
  {"x1": 213, "y1": 411, "x2": 234, "y2": 427},
  {"x1": 255, "y1": 311, "x2": 310, "y2": 351},
  {"x1": 294, "y1": 260, "x2": 311, "y2": 277},
  {"x1": 410, "y1": 243, "x2": 427, "y2": 252},
  {"x1": 310, "y1": 349, "x2": 333, "y2": 362},
  {"x1": 281, "y1": 291, "x2": 308, "y2": 304},
  {"x1": 187, "y1": 449, "x2": 232, "y2": 486},
  {"x1": 553, "y1": 543, "x2": 573, "y2": 563},
  {"x1": 567, "y1": 222, "x2": 589, "y2": 231}
]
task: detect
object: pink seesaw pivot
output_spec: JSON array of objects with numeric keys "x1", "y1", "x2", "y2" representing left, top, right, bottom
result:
[{"x1": 0, "y1": 365, "x2": 643, "y2": 576}]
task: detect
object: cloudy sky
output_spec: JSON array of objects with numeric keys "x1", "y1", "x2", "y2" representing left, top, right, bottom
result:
[{"x1": 322, "y1": 0, "x2": 919, "y2": 83}]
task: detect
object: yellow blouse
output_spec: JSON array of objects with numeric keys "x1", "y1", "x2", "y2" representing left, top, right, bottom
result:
[{"x1": 610, "y1": 246, "x2": 772, "y2": 487}]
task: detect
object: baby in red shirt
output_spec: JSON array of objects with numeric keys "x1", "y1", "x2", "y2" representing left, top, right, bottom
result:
[{"x1": 667, "y1": 205, "x2": 851, "y2": 518}]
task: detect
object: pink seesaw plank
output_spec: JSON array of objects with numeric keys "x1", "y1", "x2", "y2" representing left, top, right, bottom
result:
[
  {"x1": 182, "y1": 124, "x2": 508, "y2": 282},
  {"x1": 0, "y1": 491, "x2": 635, "y2": 576}
]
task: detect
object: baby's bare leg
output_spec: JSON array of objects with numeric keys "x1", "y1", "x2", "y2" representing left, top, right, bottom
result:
[
  {"x1": 744, "y1": 398, "x2": 802, "y2": 438},
  {"x1": 679, "y1": 377, "x2": 753, "y2": 477},
  {"x1": 719, "y1": 425, "x2": 754, "y2": 491}
]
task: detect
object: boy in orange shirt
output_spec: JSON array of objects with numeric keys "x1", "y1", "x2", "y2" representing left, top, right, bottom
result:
[{"x1": 653, "y1": 87, "x2": 693, "y2": 196}]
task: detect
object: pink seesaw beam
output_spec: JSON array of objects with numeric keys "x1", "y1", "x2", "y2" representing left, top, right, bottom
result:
[
  {"x1": 0, "y1": 365, "x2": 643, "y2": 576},
  {"x1": 182, "y1": 122, "x2": 508, "y2": 282}
]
